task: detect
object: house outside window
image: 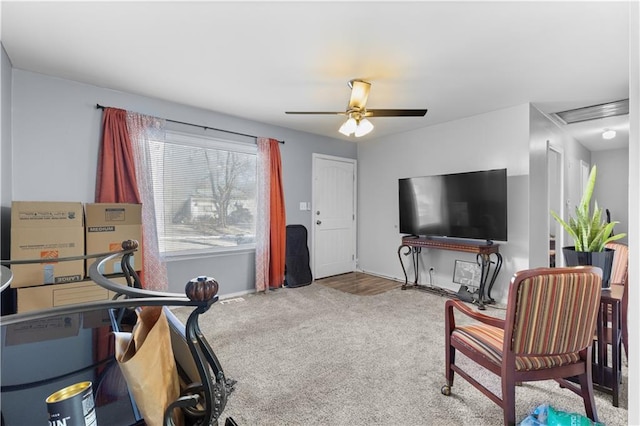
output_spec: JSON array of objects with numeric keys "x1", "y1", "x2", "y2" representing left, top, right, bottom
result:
[{"x1": 149, "y1": 131, "x2": 257, "y2": 256}]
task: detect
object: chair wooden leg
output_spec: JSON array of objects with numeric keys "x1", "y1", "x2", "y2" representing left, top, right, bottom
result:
[
  {"x1": 502, "y1": 375, "x2": 516, "y2": 426},
  {"x1": 445, "y1": 345, "x2": 455, "y2": 386},
  {"x1": 622, "y1": 281, "x2": 628, "y2": 359},
  {"x1": 578, "y1": 370, "x2": 598, "y2": 423},
  {"x1": 441, "y1": 343, "x2": 456, "y2": 396}
]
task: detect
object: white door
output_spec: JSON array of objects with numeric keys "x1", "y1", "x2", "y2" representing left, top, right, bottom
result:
[{"x1": 312, "y1": 154, "x2": 357, "y2": 279}]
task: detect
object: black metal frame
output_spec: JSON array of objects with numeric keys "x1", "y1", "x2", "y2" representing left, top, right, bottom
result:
[
  {"x1": 397, "y1": 237, "x2": 503, "y2": 309},
  {"x1": 397, "y1": 245, "x2": 455, "y2": 298},
  {"x1": 1, "y1": 240, "x2": 235, "y2": 426}
]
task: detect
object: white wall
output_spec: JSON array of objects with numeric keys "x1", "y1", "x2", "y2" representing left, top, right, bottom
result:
[
  {"x1": 8, "y1": 69, "x2": 357, "y2": 296},
  {"x1": 1, "y1": 45, "x2": 13, "y2": 314},
  {"x1": 593, "y1": 147, "x2": 629, "y2": 243},
  {"x1": 528, "y1": 105, "x2": 553, "y2": 268},
  {"x1": 357, "y1": 104, "x2": 530, "y2": 303},
  {"x1": 528, "y1": 105, "x2": 591, "y2": 268},
  {"x1": 627, "y1": 2, "x2": 639, "y2": 422},
  {"x1": 1, "y1": 45, "x2": 11, "y2": 258}
]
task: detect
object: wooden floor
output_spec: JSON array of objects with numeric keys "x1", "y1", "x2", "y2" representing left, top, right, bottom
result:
[{"x1": 314, "y1": 272, "x2": 401, "y2": 295}]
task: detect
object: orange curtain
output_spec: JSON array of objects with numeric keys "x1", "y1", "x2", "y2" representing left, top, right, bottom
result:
[
  {"x1": 268, "y1": 139, "x2": 286, "y2": 288},
  {"x1": 94, "y1": 107, "x2": 141, "y2": 403},
  {"x1": 256, "y1": 138, "x2": 286, "y2": 290},
  {"x1": 95, "y1": 108, "x2": 141, "y2": 204}
]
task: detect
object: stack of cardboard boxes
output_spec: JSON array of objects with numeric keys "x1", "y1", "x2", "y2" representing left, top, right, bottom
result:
[{"x1": 9, "y1": 201, "x2": 142, "y2": 313}]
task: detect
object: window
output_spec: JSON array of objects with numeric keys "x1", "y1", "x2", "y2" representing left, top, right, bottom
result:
[{"x1": 149, "y1": 131, "x2": 257, "y2": 256}]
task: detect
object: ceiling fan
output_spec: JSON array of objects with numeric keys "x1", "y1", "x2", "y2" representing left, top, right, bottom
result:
[{"x1": 285, "y1": 79, "x2": 428, "y2": 137}]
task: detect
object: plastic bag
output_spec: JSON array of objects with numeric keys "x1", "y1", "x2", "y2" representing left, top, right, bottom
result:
[
  {"x1": 519, "y1": 404, "x2": 549, "y2": 426},
  {"x1": 519, "y1": 404, "x2": 603, "y2": 426},
  {"x1": 548, "y1": 405, "x2": 602, "y2": 426}
]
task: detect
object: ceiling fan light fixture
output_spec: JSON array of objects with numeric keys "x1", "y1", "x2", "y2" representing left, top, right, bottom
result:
[
  {"x1": 287, "y1": 79, "x2": 427, "y2": 136},
  {"x1": 602, "y1": 129, "x2": 616, "y2": 140},
  {"x1": 348, "y1": 80, "x2": 371, "y2": 110},
  {"x1": 339, "y1": 117, "x2": 358, "y2": 136},
  {"x1": 354, "y1": 118, "x2": 374, "y2": 137}
]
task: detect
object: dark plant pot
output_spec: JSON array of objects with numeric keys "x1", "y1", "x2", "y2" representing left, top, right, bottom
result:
[{"x1": 562, "y1": 246, "x2": 614, "y2": 288}]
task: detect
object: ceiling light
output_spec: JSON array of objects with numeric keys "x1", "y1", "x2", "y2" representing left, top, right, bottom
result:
[
  {"x1": 354, "y1": 118, "x2": 374, "y2": 137},
  {"x1": 602, "y1": 129, "x2": 616, "y2": 140},
  {"x1": 339, "y1": 115, "x2": 374, "y2": 137},
  {"x1": 339, "y1": 117, "x2": 357, "y2": 136}
]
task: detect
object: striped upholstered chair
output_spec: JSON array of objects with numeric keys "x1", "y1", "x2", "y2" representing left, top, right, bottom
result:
[
  {"x1": 441, "y1": 266, "x2": 602, "y2": 426},
  {"x1": 605, "y1": 242, "x2": 629, "y2": 356}
]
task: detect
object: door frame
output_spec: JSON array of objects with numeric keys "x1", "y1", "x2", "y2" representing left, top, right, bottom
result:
[
  {"x1": 311, "y1": 153, "x2": 357, "y2": 279},
  {"x1": 548, "y1": 141, "x2": 565, "y2": 267}
]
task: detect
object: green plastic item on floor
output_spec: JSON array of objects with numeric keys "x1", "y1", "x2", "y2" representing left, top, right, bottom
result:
[
  {"x1": 519, "y1": 404, "x2": 604, "y2": 426},
  {"x1": 548, "y1": 405, "x2": 603, "y2": 426}
]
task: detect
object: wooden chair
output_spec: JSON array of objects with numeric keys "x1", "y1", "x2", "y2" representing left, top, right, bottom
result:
[
  {"x1": 442, "y1": 266, "x2": 602, "y2": 426},
  {"x1": 605, "y1": 242, "x2": 628, "y2": 356}
]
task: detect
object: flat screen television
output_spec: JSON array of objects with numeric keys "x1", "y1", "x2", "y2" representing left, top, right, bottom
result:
[{"x1": 398, "y1": 168, "x2": 507, "y2": 242}]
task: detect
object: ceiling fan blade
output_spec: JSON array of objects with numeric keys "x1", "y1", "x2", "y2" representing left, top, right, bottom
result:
[
  {"x1": 348, "y1": 80, "x2": 371, "y2": 111},
  {"x1": 285, "y1": 111, "x2": 347, "y2": 115},
  {"x1": 365, "y1": 109, "x2": 428, "y2": 117},
  {"x1": 286, "y1": 80, "x2": 427, "y2": 121}
]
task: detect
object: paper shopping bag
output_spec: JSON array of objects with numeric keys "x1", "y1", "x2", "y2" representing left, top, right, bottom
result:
[{"x1": 114, "y1": 306, "x2": 183, "y2": 426}]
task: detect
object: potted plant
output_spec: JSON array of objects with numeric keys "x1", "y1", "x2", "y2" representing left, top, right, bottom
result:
[{"x1": 551, "y1": 164, "x2": 626, "y2": 288}]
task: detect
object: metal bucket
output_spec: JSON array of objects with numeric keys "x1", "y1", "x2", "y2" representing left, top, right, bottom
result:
[{"x1": 46, "y1": 381, "x2": 97, "y2": 426}]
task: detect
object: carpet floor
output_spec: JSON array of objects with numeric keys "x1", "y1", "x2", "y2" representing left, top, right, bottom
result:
[{"x1": 171, "y1": 283, "x2": 628, "y2": 425}]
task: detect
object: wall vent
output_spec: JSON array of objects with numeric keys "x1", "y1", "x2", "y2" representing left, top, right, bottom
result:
[{"x1": 552, "y1": 99, "x2": 629, "y2": 125}]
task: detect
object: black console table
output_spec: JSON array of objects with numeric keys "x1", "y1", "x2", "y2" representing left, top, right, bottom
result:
[{"x1": 397, "y1": 236, "x2": 503, "y2": 309}]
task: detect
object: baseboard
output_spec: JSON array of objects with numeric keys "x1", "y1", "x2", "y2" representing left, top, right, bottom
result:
[
  {"x1": 354, "y1": 268, "x2": 404, "y2": 283},
  {"x1": 355, "y1": 268, "x2": 461, "y2": 293},
  {"x1": 217, "y1": 289, "x2": 254, "y2": 300}
]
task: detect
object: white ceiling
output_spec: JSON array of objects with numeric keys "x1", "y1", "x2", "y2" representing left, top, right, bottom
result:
[{"x1": 1, "y1": 1, "x2": 631, "y2": 151}]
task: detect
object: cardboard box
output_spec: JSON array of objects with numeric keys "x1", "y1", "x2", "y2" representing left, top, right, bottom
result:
[
  {"x1": 4, "y1": 314, "x2": 81, "y2": 345},
  {"x1": 85, "y1": 203, "x2": 142, "y2": 275},
  {"x1": 16, "y1": 276, "x2": 129, "y2": 313},
  {"x1": 10, "y1": 201, "x2": 85, "y2": 288}
]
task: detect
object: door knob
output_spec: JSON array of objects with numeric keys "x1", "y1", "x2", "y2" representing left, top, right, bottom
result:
[{"x1": 316, "y1": 220, "x2": 322, "y2": 225}]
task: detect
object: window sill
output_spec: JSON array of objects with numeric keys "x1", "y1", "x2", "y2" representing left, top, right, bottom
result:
[{"x1": 162, "y1": 246, "x2": 256, "y2": 262}]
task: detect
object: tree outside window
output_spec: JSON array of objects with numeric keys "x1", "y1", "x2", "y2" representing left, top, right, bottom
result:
[{"x1": 149, "y1": 132, "x2": 257, "y2": 255}]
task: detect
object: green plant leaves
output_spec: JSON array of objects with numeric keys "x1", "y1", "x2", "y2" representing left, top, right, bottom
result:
[{"x1": 550, "y1": 165, "x2": 626, "y2": 253}]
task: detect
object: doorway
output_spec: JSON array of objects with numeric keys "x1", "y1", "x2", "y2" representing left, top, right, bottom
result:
[
  {"x1": 311, "y1": 154, "x2": 357, "y2": 279},
  {"x1": 548, "y1": 143, "x2": 564, "y2": 267}
]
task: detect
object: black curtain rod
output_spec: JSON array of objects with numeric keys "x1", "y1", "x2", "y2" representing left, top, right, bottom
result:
[{"x1": 96, "y1": 104, "x2": 284, "y2": 144}]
